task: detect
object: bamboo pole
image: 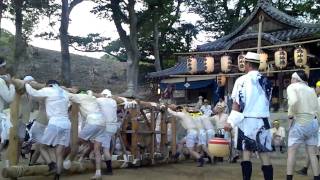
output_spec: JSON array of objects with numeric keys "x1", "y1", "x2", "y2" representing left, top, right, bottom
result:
[
  {"x1": 7, "y1": 93, "x2": 21, "y2": 166},
  {"x1": 174, "y1": 38, "x2": 320, "y2": 56}
]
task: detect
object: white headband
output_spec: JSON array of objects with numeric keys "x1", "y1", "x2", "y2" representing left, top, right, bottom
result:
[
  {"x1": 292, "y1": 72, "x2": 303, "y2": 82},
  {"x1": 0, "y1": 61, "x2": 6, "y2": 67}
]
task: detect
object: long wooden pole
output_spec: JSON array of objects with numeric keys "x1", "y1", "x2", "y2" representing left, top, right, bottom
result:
[
  {"x1": 7, "y1": 93, "x2": 21, "y2": 166},
  {"x1": 257, "y1": 15, "x2": 264, "y2": 54},
  {"x1": 68, "y1": 103, "x2": 79, "y2": 161}
]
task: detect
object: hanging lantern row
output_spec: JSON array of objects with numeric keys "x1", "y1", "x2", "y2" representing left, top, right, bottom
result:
[{"x1": 187, "y1": 46, "x2": 307, "y2": 74}]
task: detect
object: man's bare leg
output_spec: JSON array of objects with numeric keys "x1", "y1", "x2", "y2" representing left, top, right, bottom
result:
[
  {"x1": 30, "y1": 143, "x2": 41, "y2": 165},
  {"x1": 55, "y1": 145, "x2": 65, "y2": 179},
  {"x1": 287, "y1": 143, "x2": 300, "y2": 180},
  {"x1": 307, "y1": 145, "x2": 319, "y2": 177},
  {"x1": 91, "y1": 141, "x2": 102, "y2": 179},
  {"x1": 187, "y1": 147, "x2": 204, "y2": 167},
  {"x1": 40, "y1": 144, "x2": 56, "y2": 173}
]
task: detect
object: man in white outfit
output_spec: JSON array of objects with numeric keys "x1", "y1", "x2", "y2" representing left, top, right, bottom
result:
[
  {"x1": 96, "y1": 89, "x2": 118, "y2": 175},
  {"x1": 224, "y1": 52, "x2": 273, "y2": 180},
  {"x1": 25, "y1": 80, "x2": 70, "y2": 180},
  {"x1": 286, "y1": 71, "x2": 320, "y2": 180},
  {"x1": 167, "y1": 106, "x2": 204, "y2": 167},
  {"x1": 68, "y1": 90, "x2": 106, "y2": 180},
  {"x1": 0, "y1": 57, "x2": 15, "y2": 158}
]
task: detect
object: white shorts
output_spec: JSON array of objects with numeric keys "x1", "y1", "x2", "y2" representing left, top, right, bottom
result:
[
  {"x1": 40, "y1": 124, "x2": 70, "y2": 147},
  {"x1": 0, "y1": 113, "x2": 11, "y2": 143},
  {"x1": 100, "y1": 133, "x2": 112, "y2": 149},
  {"x1": 288, "y1": 118, "x2": 318, "y2": 147},
  {"x1": 185, "y1": 129, "x2": 197, "y2": 148},
  {"x1": 30, "y1": 121, "x2": 46, "y2": 142},
  {"x1": 198, "y1": 129, "x2": 207, "y2": 145},
  {"x1": 79, "y1": 124, "x2": 106, "y2": 143}
]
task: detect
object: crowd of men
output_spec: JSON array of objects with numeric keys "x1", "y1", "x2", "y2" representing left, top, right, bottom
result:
[{"x1": 1, "y1": 50, "x2": 320, "y2": 180}]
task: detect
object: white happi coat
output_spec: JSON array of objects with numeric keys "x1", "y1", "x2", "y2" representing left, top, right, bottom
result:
[{"x1": 229, "y1": 70, "x2": 272, "y2": 151}]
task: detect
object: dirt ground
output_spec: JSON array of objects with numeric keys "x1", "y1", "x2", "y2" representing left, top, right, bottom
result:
[{"x1": 1, "y1": 151, "x2": 313, "y2": 180}]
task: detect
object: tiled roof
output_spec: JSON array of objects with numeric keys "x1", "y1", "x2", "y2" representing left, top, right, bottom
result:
[{"x1": 197, "y1": 1, "x2": 320, "y2": 52}]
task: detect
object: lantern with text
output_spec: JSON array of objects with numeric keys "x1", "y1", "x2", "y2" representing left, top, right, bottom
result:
[
  {"x1": 237, "y1": 53, "x2": 246, "y2": 72},
  {"x1": 187, "y1": 57, "x2": 197, "y2": 74},
  {"x1": 274, "y1": 48, "x2": 287, "y2": 69},
  {"x1": 259, "y1": 52, "x2": 268, "y2": 71},
  {"x1": 221, "y1": 55, "x2": 232, "y2": 73},
  {"x1": 204, "y1": 56, "x2": 215, "y2": 73},
  {"x1": 294, "y1": 46, "x2": 307, "y2": 67},
  {"x1": 217, "y1": 74, "x2": 226, "y2": 87}
]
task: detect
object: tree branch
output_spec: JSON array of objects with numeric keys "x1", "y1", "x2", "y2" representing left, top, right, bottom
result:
[
  {"x1": 70, "y1": 44, "x2": 123, "y2": 60},
  {"x1": 68, "y1": 0, "x2": 83, "y2": 14},
  {"x1": 110, "y1": 0, "x2": 130, "y2": 50}
]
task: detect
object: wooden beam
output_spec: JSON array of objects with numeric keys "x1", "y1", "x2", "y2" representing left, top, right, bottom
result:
[
  {"x1": 160, "y1": 111, "x2": 168, "y2": 153},
  {"x1": 7, "y1": 93, "x2": 21, "y2": 166},
  {"x1": 129, "y1": 109, "x2": 139, "y2": 157},
  {"x1": 150, "y1": 108, "x2": 155, "y2": 163},
  {"x1": 171, "y1": 117, "x2": 177, "y2": 155},
  {"x1": 68, "y1": 103, "x2": 79, "y2": 161}
]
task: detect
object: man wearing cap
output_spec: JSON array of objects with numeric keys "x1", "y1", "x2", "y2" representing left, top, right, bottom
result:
[
  {"x1": 224, "y1": 52, "x2": 273, "y2": 180},
  {"x1": 25, "y1": 80, "x2": 70, "y2": 180},
  {"x1": 96, "y1": 89, "x2": 118, "y2": 175},
  {"x1": 270, "y1": 120, "x2": 285, "y2": 153},
  {"x1": 286, "y1": 71, "x2": 320, "y2": 180},
  {"x1": 0, "y1": 57, "x2": 15, "y2": 159}
]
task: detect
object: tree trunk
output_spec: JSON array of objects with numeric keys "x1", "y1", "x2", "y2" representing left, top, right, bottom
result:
[
  {"x1": 0, "y1": 0, "x2": 4, "y2": 38},
  {"x1": 13, "y1": 0, "x2": 24, "y2": 74},
  {"x1": 60, "y1": 0, "x2": 71, "y2": 86},
  {"x1": 153, "y1": 21, "x2": 161, "y2": 71}
]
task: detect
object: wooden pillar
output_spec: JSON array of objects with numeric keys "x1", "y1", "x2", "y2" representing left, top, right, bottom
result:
[
  {"x1": 7, "y1": 93, "x2": 21, "y2": 166},
  {"x1": 150, "y1": 108, "x2": 155, "y2": 162},
  {"x1": 130, "y1": 109, "x2": 139, "y2": 157},
  {"x1": 171, "y1": 117, "x2": 176, "y2": 155},
  {"x1": 69, "y1": 103, "x2": 79, "y2": 161},
  {"x1": 278, "y1": 73, "x2": 284, "y2": 111},
  {"x1": 257, "y1": 15, "x2": 264, "y2": 53},
  {"x1": 160, "y1": 111, "x2": 167, "y2": 153}
]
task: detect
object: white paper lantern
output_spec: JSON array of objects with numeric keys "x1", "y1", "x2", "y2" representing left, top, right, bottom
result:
[
  {"x1": 259, "y1": 52, "x2": 268, "y2": 71},
  {"x1": 187, "y1": 57, "x2": 197, "y2": 74},
  {"x1": 204, "y1": 56, "x2": 214, "y2": 73},
  {"x1": 221, "y1": 55, "x2": 232, "y2": 73},
  {"x1": 274, "y1": 48, "x2": 287, "y2": 69},
  {"x1": 237, "y1": 53, "x2": 246, "y2": 72},
  {"x1": 294, "y1": 46, "x2": 307, "y2": 67}
]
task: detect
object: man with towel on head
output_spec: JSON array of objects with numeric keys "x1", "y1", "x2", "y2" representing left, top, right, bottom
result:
[
  {"x1": 68, "y1": 89, "x2": 106, "y2": 180},
  {"x1": 0, "y1": 57, "x2": 15, "y2": 158},
  {"x1": 167, "y1": 106, "x2": 205, "y2": 167},
  {"x1": 285, "y1": 71, "x2": 320, "y2": 180},
  {"x1": 25, "y1": 80, "x2": 70, "y2": 180},
  {"x1": 224, "y1": 52, "x2": 273, "y2": 180},
  {"x1": 96, "y1": 89, "x2": 118, "y2": 175}
]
